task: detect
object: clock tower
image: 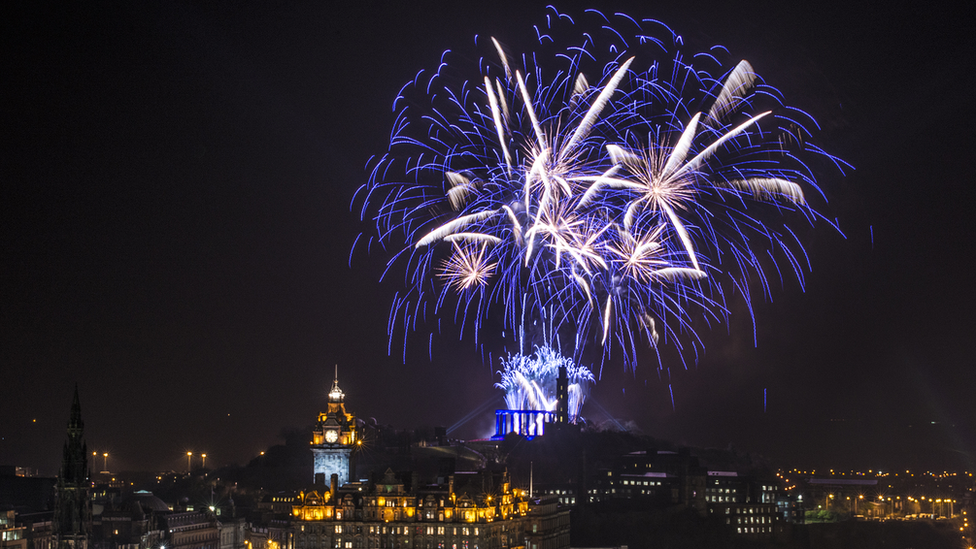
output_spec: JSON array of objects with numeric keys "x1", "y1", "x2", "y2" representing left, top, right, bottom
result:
[{"x1": 311, "y1": 368, "x2": 357, "y2": 486}]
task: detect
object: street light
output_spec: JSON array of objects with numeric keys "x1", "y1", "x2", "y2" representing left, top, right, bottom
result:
[
  {"x1": 201, "y1": 453, "x2": 207, "y2": 469},
  {"x1": 103, "y1": 452, "x2": 109, "y2": 472},
  {"x1": 187, "y1": 451, "x2": 193, "y2": 472}
]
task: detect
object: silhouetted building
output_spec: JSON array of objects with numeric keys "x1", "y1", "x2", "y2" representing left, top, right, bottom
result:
[
  {"x1": 521, "y1": 497, "x2": 569, "y2": 549},
  {"x1": 12, "y1": 511, "x2": 54, "y2": 549},
  {"x1": 0, "y1": 473, "x2": 56, "y2": 514},
  {"x1": 162, "y1": 512, "x2": 219, "y2": 549},
  {"x1": 258, "y1": 494, "x2": 298, "y2": 518},
  {"x1": 554, "y1": 367, "x2": 568, "y2": 425},
  {"x1": 53, "y1": 386, "x2": 91, "y2": 549},
  {"x1": 93, "y1": 491, "x2": 167, "y2": 549}
]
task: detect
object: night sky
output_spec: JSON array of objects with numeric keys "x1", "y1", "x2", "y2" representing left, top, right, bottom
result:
[{"x1": 2, "y1": 1, "x2": 973, "y2": 476}]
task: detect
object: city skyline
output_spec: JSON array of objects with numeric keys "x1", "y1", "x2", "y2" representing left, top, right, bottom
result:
[{"x1": 1, "y1": 1, "x2": 973, "y2": 475}]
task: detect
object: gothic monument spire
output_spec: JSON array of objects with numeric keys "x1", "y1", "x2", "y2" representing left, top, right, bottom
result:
[{"x1": 54, "y1": 384, "x2": 91, "y2": 549}]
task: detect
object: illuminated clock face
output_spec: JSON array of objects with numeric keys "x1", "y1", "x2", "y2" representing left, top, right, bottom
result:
[{"x1": 325, "y1": 429, "x2": 338, "y2": 443}]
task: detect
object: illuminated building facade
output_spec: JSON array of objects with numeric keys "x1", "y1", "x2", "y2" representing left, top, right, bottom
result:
[
  {"x1": 492, "y1": 367, "x2": 571, "y2": 440},
  {"x1": 1, "y1": 510, "x2": 28, "y2": 549},
  {"x1": 311, "y1": 372, "x2": 358, "y2": 487},
  {"x1": 288, "y1": 370, "x2": 569, "y2": 549},
  {"x1": 492, "y1": 410, "x2": 555, "y2": 439},
  {"x1": 290, "y1": 469, "x2": 567, "y2": 549}
]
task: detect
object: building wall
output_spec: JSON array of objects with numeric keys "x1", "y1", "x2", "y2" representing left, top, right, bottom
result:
[
  {"x1": 522, "y1": 500, "x2": 570, "y2": 549},
  {"x1": 711, "y1": 504, "x2": 784, "y2": 539},
  {"x1": 164, "y1": 512, "x2": 220, "y2": 549},
  {"x1": 312, "y1": 451, "x2": 350, "y2": 488}
]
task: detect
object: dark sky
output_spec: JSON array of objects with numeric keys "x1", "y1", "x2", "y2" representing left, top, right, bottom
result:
[{"x1": 2, "y1": 1, "x2": 974, "y2": 476}]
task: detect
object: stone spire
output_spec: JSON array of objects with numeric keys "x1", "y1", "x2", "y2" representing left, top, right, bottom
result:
[
  {"x1": 67, "y1": 386, "x2": 84, "y2": 437},
  {"x1": 54, "y1": 384, "x2": 91, "y2": 549}
]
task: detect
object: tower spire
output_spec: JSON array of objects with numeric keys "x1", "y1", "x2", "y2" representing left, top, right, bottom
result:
[
  {"x1": 68, "y1": 383, "x2": 84, "y2": 435},
  {"x1": 328, "y1": 365, "x2": 344, "y2": 402},
  {"x1": 55, "y1": 384, "x2": 91, "y2": 549}
]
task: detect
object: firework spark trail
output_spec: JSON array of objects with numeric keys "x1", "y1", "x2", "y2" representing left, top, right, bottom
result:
[{"x1": 355, "y1": 7, "x2": 842, "y2": 369}]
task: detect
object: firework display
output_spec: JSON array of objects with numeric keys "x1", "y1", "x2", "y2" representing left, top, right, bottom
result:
[
  {"x1": 356, "y1": 8, "x2": 840, "y2": 370},
  {"x1": 496, "y1": 345, "x2": 594, "y2": 422}
]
